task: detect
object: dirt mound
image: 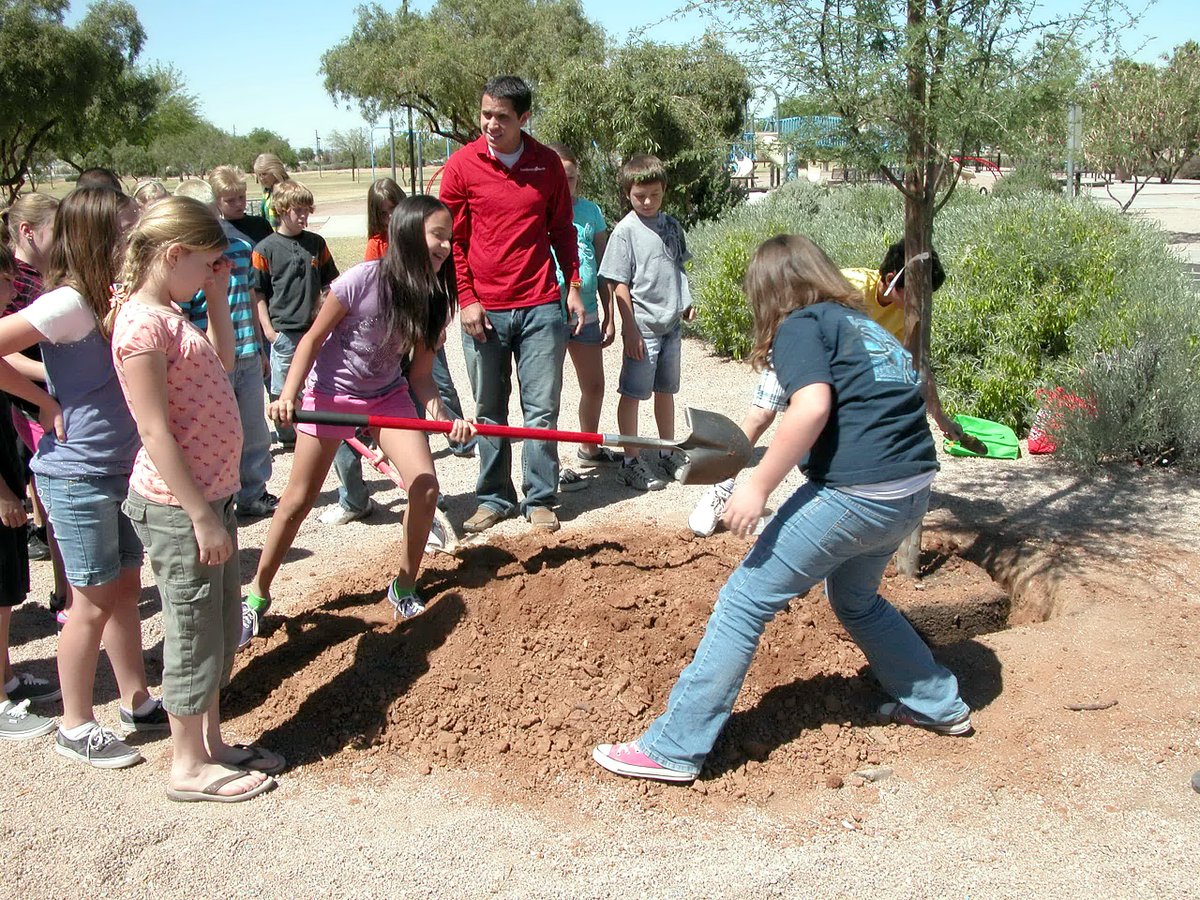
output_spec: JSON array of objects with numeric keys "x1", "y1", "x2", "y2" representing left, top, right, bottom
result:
[{"x1": 225, "y1": 527, "x2": 1009, "y2": 799}]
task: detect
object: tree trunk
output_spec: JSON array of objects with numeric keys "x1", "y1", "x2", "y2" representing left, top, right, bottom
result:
[{"x1": 896, "y1": 0, "x2": 936, "y2": 579}]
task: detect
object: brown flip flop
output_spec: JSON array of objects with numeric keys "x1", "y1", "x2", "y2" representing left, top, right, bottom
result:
[
  {"x1": 228, "y1": 743, "x2": 287, "y2": 775},
  {"x1": 166, "y1": 771, "x2": 276, "y2": 803}
]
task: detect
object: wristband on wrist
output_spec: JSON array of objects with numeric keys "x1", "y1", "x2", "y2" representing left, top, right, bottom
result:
[{"x1": 568, "y1": 279, "x2": 583, "y2": 288}]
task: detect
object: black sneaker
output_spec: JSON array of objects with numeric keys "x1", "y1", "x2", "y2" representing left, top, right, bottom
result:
[
  {"x1": 237, "y1": 492, "x2": 279, "y2": 519},
  {"x1": 54, "y1": 722, "x2": 142, "y2": 768},
  {"x1": 6, "y1": 671, "x2": 61, "y2": 704},
  {"x1": 119, "y1": 698, "x2": 169, "y2": 733},
  {"x1": 27, "y1": 526, "x2": 50, "y2": 561}
]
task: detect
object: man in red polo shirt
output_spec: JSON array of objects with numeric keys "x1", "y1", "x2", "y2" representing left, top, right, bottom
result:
[{"x1": 440, "y1": 75, "x2": 584, "y2": 534}]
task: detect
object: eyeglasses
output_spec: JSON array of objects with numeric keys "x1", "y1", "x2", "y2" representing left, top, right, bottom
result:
[{"x1": 883, "y1": 251, "x2": 932, "y2": 297}]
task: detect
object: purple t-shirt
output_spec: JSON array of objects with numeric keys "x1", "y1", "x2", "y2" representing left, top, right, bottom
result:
[{"x1": 306, "y1": 261, "x2": 408, "y2": 399}]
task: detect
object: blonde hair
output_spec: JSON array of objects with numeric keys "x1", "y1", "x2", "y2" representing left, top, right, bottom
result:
[
  {"x1": 270, "y1": 180, "x2": 314, "y2": 215},
  {"x1": 2, "y1": 193, "x2": 60, "y2": 247},
  {"x1": 252, "y1": 152, "x2": 289, "y2": 186},
  {"x1": 44, "y1": 187, "x2": 126, "y2": 339},
  {"x1": 118, "y1": 195, "x2": 226, "y2": 297},
  {"x1": 208, "y1": 165, "x2": 246, "y2": 197},
  {"x1": 132, "y1": 180, "x2": 168, "y2": 208},
  {"x1": 745, "y1": 234, "x2": 865, "y2": 371},
  {"x1": 174, "y1": 178, "x2": 216, "y2": 205}
]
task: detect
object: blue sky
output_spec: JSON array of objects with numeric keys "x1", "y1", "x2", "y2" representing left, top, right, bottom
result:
[{"x1": 66, "y1": 0, "x2": 1198, "y2": 148}]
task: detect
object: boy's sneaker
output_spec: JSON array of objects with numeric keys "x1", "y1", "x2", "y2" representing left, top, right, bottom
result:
[
  {"x1": 27, "y1": 526, "x2": 50, "y2": 562},
  {"x1": 5, "y1": 671, "x2": 62, "y2": 704},
  {"x1": 0, "y1": 699, "x2": 56, "y2": 741},
  {"x1": 576, "y1": 447, "x2": 623, "y2": 468},
  {"x1": 237, "y1": 491, "x2": 279, "y2": 519},
  {"x1": 878, "y1": 701, "x2": 974, "y2": 736},
  {"x1": 592, "y1": 741, "x2": 695, "y2": 783},
  {"x1": 55, "y1": 722, "x2": 142, "y2": 768},
  {"x1": 119, "y1": 698, "x2": 169, "y2": 733},
  {"x1": 656, "y1": 450, "x2": 687, "y2": 482},
  {"x1": 387, "y1": 581, "x2": 427, "y2": 621},
  {"x1": 318, "y1": 498, "x2": 375, "y2": 525},
  {"x1": 619, "y1": 458, "x2": 666, "y2": 492},
  {"x1": 558, "y1": 468, "x2": 590, "y2": 493},
  {"x1": 689, "y1": 483, "x2": 733, "y2": 536}
]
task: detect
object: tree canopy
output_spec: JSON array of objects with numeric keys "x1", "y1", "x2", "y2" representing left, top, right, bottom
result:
[
  {"x1": 321, "y1": 0, "x2": 605, "y2": 145},
  {"x1": 0, "y1": 0, "x2": 161, "y2": 199}
]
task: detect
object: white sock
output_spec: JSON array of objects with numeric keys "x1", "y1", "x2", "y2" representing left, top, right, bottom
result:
[
  {"x1": 659, "y1": 449, "x2": 672, "y2": 459},
  {"x1": 3, "y1": 676, "x2": 17, "y2": 694},
  {"x1": 717, "y1": 477, "x2": 736, "y2": 492},
  {"x1": 61, "y1": 720, "x2": 98, "y2": 739},
  {"x1": 122, "y1": 696, "x2": 158, "y2": 717},
  {"x1": 623, "y1": 455, "x2": 637, "y2": 466}
]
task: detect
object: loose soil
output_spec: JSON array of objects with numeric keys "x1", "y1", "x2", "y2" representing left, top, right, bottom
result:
[{"x1": 226, "y1": 527, "x2": 1010, "y2": 802}]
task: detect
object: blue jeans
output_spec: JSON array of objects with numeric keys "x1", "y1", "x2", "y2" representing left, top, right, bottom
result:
[
  {"x1": 430, "y1": 347, "x2": 475, "y2": 456},
  {"x1": 230, "y1": 354, "x2": 272, "y2": 504},
  {"x1": 269, "y1": 331, "x2": 305, "y2": 444},
  {"x1": 461, "y1": 301, "x2": 567, "y2": 516},
  {"x1": 333, "y1": 441, "x2": 369, "y2": 513},
  {"x1": 639, "y1": 482, "x2": 968, "y2": 776}
]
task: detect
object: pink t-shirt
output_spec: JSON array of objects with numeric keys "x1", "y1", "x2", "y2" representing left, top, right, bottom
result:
[{"x1": 111, "y1": 301, "x2": 243, "y2": 505}]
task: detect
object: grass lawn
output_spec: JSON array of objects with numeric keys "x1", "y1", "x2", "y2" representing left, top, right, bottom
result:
[
  {"x1": 324, "y1": 235, "x2": 369, "y2": 272},
  {"x1": 24, "y1": 165, "x2": 446, "y2": 206}
]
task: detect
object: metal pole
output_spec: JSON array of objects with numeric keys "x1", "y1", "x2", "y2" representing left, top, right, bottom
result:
[
  {"x1": 417, "y1": 132, "x2": 425, "y2": 193},
  {"x1": 315, "y1": 130, "x2": 322, "y2": 178},
  {"x1": 370, "y1": 128, "x2": 377, "y2": 183},
  {"x1": 407, "y1": 107, "x2": 417, "y2": 195},
  {"x1": 389, "y1": 113, "x2": 397, "y2": 183}
]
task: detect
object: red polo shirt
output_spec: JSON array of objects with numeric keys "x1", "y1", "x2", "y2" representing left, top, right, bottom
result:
[{"x1": 439, "y1": 134, "x2": 580, "y2": 312}]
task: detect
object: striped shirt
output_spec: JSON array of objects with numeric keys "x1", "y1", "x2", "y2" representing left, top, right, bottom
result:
[{"x1": 184, "y1": 221, "x2": 259, "y2": 359}]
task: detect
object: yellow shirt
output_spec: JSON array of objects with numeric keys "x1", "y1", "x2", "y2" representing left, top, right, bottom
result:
[{"x1": 841, "y1": 267, "x2": 904, "y2": 340}]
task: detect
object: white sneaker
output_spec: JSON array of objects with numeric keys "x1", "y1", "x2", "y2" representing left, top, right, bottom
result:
[
  {"x1": 619, "y1": 457, "x2": 666, "y2": 491},
  {"x1": 318, "y1": 498, "x2": 375, "y2": 525},
  {"x1": 424, "y1": 510, "x2": 457, "y2": 555},
  {"x1": 689, "y1": 483, "x2": 733, "y2": 536}
]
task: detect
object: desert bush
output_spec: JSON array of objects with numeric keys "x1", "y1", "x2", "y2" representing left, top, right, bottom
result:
[
  {"x1": 687, "y1": 184, "x2": 1193, "y2": 433},
  {"x1": 991, "y1": 164, "x2": 1062, "y2": 198}
]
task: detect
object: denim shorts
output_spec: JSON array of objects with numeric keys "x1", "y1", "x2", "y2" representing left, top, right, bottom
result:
[
  {"x1": 569, "y1": 320, "x2": 603, "y2": 346},
  {"x1": 38, "y1": 473, "x2": 143, "y2": 587},
  {"x1": 618, "y1": 325, "x2": 681, "y2": 400}
]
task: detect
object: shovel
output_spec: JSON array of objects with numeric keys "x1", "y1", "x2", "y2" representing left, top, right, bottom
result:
[{"x1": 293, "y1": 406, "x2": 752, "y2": 485}]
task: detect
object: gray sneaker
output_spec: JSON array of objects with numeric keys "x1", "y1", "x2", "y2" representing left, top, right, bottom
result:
[
  {"x1": 119, "y1": 698, "x2": 169, "y2": 733},
  {"x1": 54, "y1": 722, "x2": 142, "y2": 768},
  {"x1": 0, "y1": 699, "x2": 56, "y2": 741},
  {"x1": 656, "y1": 450, "x2": 687, "y2": 482},
  {"x1": 6, "y1": 671, "x2": 62, "y2": 704},
  {"x1": 619, "y1": 457, "x2": 666, "y2": 492}
]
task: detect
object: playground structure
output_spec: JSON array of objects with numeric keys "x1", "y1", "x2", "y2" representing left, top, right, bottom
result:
[{"x1": 729, "y1": 115, "x2": 849, "y2": 190}]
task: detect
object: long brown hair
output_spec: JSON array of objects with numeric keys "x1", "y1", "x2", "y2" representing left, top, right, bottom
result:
[
  {"x1": 43, "y1": 187, "x2": 125, "y2": 339},
  {"x1": 746, "y1": 234, "x2": 864, "y2": 371}
]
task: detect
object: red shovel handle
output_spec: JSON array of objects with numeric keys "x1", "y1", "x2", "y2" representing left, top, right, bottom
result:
[{"x1": 294, "y1": 409, "x2": 605, "y2": 445}]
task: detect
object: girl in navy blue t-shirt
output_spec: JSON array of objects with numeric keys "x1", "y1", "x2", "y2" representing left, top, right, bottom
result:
[{"x1": 593, "y1": 234, "x2": 972, "y2": 783}]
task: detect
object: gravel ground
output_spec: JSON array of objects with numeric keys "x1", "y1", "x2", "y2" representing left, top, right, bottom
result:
[{"x1": 8, "y1": 206, "x2": 1200, "y2": 896}]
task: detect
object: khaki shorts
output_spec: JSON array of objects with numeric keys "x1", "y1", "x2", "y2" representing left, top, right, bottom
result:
[{"x1": 123, "y1": 490, "x2": 240, "y2": 717}]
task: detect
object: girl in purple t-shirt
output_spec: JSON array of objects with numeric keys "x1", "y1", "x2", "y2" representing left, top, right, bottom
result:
[{"x1": 244, "y1": 196, "x2": 475, "y2": 635}]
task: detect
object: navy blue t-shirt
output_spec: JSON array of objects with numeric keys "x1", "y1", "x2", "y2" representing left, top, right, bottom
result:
[{"x1": 772, "y1": 302, "x2": 937, "y2": 486}]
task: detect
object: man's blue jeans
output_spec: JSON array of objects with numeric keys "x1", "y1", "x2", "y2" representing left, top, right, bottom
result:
[
  {"x1": 639, "y1": 482, "x2": 969, "y2": 776},
  {"x1": 229, "y1": 353, "x2": 272, "y2": 505},
  {"x1": 461, "y1": 301, "x2": 567, "y2": 517}
]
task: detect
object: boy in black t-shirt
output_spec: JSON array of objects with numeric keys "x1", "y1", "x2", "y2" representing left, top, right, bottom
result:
[{"x1": 251, "y1": 180, "x2": 338, "y2": 448}]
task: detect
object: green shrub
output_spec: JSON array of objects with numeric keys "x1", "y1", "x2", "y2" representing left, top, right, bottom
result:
[
  {"x1": 991, "y1": 164, "x2": 1062, "y2": 199},
  {"x1": 687, "y1": 184, "x2": 1194, "y2": 434}
]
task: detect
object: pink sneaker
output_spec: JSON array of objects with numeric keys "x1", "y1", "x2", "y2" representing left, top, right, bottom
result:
[{"x1": 591, "y1": 741, "x2": 696, "y2": 783}]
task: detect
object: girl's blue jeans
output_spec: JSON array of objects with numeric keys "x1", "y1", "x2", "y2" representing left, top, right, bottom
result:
[{"x1": 640, "y1": 481, "x2": 969, "y2": 776}]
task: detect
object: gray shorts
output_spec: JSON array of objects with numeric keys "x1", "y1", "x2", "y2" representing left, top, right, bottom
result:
[
  {"x1": 123, "y1": 490, "x2": 240, "y2": 717},
  {"x1": 618, "y1": 325, "x2": 681, "y2": 400}
]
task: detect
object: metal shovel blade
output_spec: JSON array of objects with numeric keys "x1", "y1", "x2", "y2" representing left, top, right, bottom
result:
[{"x1": 675, "y1": 407, "x2": 753, "y2": 485}]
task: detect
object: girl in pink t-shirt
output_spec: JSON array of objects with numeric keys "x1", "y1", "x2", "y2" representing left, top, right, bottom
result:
[
  {"x1": 246, "y1": 195, "x2": 474, "y2": 634},
  {"x1": 110, "y1": 196, "x2": 280, "y2": 803}
]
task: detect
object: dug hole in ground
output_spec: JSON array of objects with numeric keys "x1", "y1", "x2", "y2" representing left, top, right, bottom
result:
[{"x1": 7, "y1": 324, "x2": 1199, "y2": 899}]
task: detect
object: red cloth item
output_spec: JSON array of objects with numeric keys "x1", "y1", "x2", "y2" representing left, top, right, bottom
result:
[
  {"x1": 439, "y1": 134, "x2": 579, "y2": 312},
  {"x1": 1027, "y1": 387, "x2": 1095, "y2": 454}
]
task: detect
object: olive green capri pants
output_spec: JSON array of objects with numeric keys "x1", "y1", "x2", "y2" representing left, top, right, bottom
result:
[{"x1": 123, "y1": 490, "x2": 240, "y2": 717}]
